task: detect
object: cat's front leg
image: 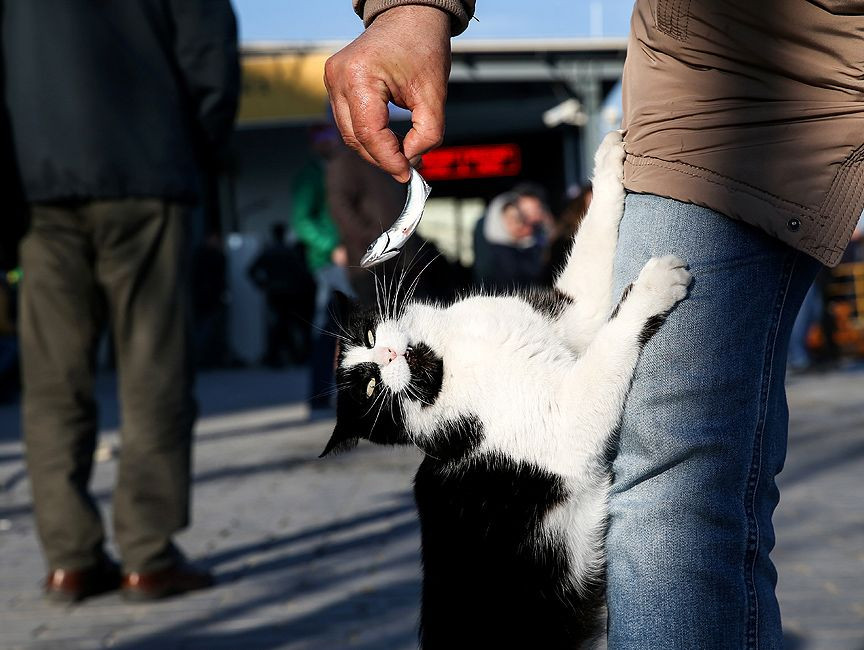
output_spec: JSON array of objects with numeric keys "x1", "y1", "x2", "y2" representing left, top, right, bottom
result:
[
  {"x1": 555, "y1": 130, "x2": 626, "y2": 353},
  {"x1": 560, "y1": 255, "x2": 691, "y2": 464}
]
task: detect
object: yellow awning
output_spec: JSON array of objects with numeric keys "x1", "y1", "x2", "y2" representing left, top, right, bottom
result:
[{"x1": 238, "y1": 52, "x2": 330, "y2": 126}]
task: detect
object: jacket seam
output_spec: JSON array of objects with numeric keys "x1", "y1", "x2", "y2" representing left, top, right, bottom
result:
[
  {"x1": 819, "y1": 144, "x2": 864, "y2": 247},
  {"x1": 656, "y1": 0, "x2": 692, "y2": 41},
  {"x1": 626, "y1": 154, "x2": 816, "y2": 216}
]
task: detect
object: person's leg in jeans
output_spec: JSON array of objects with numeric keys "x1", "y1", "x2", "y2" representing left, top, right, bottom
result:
[
  {"x1": 606, "y1": 193, "x2": 820, "y2": 649},
  {"x1": 20, "y1": 203, "x2": 107, "y2": 571},
  {"x1": 90, "y1": 199, "x2": 197, "y2": 574}
]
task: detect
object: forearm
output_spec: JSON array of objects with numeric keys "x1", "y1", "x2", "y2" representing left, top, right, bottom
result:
[{"x1": 353, "y1": 0, "x2": 476, "y2": 35}]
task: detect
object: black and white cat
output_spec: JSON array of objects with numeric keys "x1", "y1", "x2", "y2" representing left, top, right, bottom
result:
[{"x1": 321, "y1": 131, "x2": 691, "y2": 649}]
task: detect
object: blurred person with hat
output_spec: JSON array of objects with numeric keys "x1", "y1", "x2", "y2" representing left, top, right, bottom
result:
[{"x1": 473, "y1": 183, "x2": 552, "y2": 291}]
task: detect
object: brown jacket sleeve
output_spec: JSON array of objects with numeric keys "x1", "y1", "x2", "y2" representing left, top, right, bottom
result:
[{"x1": 352, "y1": 0, "x2": 475, "y2": 35}]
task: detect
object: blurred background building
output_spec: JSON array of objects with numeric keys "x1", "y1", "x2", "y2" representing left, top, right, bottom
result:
[
  {"x1": 2, "y1": 0, "x2": 862, "y2": 373},
  {"x1": 223, "y1": 19, "x2": 631, "y2": 363}
]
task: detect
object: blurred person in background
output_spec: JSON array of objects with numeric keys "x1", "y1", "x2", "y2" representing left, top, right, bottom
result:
[
  {"x1": 0, "y1": 274, "x2": 18, "y2": 403},
  {"x1": 247, "y1": 222, "x2": 316, "y2": 368},
  {"x1": 326, "y1": 141, "x2": 406, "y2": 304},
  {"x1": 325, "y1": 1, "x2": 864, "y2": 647},
  {"x1": 3, "y1": 0, "x2": 239, "y2": 602},
  {"x1": 192, "y1": 231, "x2": 231, "y2": 369},
  {"x1": 472, "y1": 183, "x2": 551, "y2": 290},
  {"x1": 542, "y1": 182, "x2": 592, "y2": 285},
  {"x1": 292, "y1": 125, "x2": 354, "y2": 410},
  {"x1": 788, "y1": 275, "x2": 825, "y2": 373}
]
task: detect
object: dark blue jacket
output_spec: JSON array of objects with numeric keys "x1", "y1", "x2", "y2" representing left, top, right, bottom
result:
[
  {"x1": 2, "y1": 0, "x2": 239, "y2": 203},
  {"x1": 472, "y1": 216, "x2": 544, "y2": 291}
]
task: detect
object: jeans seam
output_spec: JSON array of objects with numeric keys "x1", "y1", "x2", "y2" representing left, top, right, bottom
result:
[{"x1": 744, "y1": 251, "x2": 798, "y2": 650}]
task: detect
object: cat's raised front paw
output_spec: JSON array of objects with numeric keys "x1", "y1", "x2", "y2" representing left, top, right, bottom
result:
[
  {"x1": 633, "y1": 255, "x2": 692, "y2": 315},
  {"x1": 592, "y1": 130, "x2": 625, "y2": 191}
]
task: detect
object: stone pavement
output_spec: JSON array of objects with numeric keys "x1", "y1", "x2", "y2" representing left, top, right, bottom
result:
[{"x1": 0, "y1": 366, "x2": 862, "y2": 649}]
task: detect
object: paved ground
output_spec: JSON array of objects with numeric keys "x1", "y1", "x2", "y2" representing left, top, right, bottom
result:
[{"x1": 0, "y1": 365, "x2": 862, "y2": 649}]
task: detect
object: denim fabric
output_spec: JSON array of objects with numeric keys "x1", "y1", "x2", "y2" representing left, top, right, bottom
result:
[{"x1": 606, "y1": 193, "x2": 820, "y2": 649}]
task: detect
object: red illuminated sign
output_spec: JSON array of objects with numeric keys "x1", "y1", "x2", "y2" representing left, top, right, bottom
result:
[{"x1": 421, "y1": 144, "x2": 522, "y2": 181}]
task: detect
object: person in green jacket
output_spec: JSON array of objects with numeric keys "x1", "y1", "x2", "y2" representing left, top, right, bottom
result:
[{"x1": 292, "y1": 125, "x2": 354, "y2": 409}]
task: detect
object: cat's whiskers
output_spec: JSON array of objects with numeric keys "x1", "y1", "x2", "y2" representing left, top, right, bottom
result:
[
  {"x1": 392, "y1": 241, "x2": 428, "y2": 318},
  {"x1": 309, "y1": 376, "x2": 359, "y2": 402},
  {"x1": 329, "y1": 308, "x2": 356, "y2": 345},
  {"x1": 368, "y1": 385, "x2": 390, "y2": 434},
  {"x1": 311, "y1": 322, "x2": 351, "y2": 345},
  {"x1": 362, "y1": 388, "x2": 386, "y2": 420},
  {"x1": 399, "y1": 253, "x2": 441, "y2": 318},
  {"x1": 404, "y1": 382, "x2": 432, "y2": 407}
]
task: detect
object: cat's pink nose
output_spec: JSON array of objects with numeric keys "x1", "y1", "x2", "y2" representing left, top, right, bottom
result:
[{"x1": 373, "y1": 347, "x2": 400, "y2": 365}]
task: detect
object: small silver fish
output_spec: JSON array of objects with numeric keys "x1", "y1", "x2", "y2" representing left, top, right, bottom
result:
[{"x1": 360, "y1": 168, "x2": 432, "y2": 269}]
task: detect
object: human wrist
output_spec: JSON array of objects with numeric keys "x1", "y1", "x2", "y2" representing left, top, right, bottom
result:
[{"x1": 363, "y1": 2, "x2": 460, "y2": 36}]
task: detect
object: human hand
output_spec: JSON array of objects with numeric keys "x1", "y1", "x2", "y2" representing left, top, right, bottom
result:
[
  {"x1": 324, "y1": 5, "x2": 452, "y2": 182},
  {"x1": 331, "y1": 245, "x2": 349, "y2": 267}
]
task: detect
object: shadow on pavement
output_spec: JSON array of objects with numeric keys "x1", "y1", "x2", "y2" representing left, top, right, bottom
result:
[{"x1": 112, "y1": 500, "x2": 421, "y2": 650}]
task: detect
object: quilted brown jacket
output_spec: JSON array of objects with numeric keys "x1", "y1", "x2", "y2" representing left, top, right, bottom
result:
[{"x1": 353, "y1": 0, "x2": 864, "y2": 266}]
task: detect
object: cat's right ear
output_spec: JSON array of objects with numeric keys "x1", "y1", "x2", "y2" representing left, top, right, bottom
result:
[
  {"x1": 330, "y1": 290, "x2": 356, "y2": 325},
  {"x1": 319, "y1": 421, "x2": 360, "y2": 458}
]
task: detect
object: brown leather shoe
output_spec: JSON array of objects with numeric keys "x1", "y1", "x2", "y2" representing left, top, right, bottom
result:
[
  {"x1": 44, "y1": 559, "x2": 121, "y2": 604},
  {"x1": 121, "y1": 562, "x2": 213, "y2": 601}
]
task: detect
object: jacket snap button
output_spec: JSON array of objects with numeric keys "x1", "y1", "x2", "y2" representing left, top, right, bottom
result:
[{"x1": 787, "y1": 218, "x2": 801, "y2": 232}]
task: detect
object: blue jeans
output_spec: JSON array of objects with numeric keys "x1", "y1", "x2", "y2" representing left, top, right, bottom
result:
[{"x1": 607, "y1": 193, "x2": 820, "y2": 649}]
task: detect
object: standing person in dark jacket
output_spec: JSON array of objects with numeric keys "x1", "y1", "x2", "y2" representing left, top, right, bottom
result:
[{"x1": 3, "y1": 0, "x2": 239, "y2": 602}]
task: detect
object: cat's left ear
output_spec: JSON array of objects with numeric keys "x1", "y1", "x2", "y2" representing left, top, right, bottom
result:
[{"x1": 319, "y1": 421, "x2": 360, "y2": 458}]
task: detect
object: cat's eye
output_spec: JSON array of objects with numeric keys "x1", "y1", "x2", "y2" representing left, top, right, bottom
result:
[
  {"x1": 366, "y1": 378, "x2": 376, "y2": 397},
  {"x1": 366, "y1": 330, "x2": 375, "y2": 348}
]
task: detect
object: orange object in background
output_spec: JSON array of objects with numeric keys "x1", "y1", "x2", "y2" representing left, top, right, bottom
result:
[
  {"x1": 421, "y1": 144, "x2": 522, "y2": 181},
  {"x1": 824, "y1": 262, "x2": 864, "y2": 356}
]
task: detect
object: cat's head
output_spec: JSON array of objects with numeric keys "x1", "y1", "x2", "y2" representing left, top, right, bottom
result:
[{"x1": 320, "y1": 292, "x2": 444, "y2": 457}]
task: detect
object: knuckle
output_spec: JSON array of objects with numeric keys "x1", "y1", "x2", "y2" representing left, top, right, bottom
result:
[
  {"x1": 428, "y1": 128, "x2": 445, "y2": 149},
  {"x1": 323, "y1": 56, "x2": 340, "y2": 84}
]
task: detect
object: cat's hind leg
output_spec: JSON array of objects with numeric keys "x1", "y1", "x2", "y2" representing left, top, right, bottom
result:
[
  {"x1": 555, "y1": 130, "x2": 626, "y2": 353},
  {"x1": 556, "y1": 255, "x2": 691, "y2": 470}
]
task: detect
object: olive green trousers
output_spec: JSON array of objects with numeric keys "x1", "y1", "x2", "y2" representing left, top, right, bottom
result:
[{"x1": 19, "y1": 199, "x2": 197, "y2": 573}]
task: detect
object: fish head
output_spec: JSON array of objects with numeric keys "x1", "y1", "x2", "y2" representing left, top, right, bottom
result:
[{"x1": 360, "y1": 232, "x2": 401, "y2": 268}]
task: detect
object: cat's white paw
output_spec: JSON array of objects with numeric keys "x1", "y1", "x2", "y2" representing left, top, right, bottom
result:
[
  {"x1": 592, "y1": 130, "x2": 625, "y2": 188},
  {"x1": 632, "y1": 255, "x2": 692, "y2": 315}
]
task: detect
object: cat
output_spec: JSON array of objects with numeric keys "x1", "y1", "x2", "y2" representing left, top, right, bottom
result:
[{"x1": 320, "y1": 131, "x2": 692, "y2": 649}]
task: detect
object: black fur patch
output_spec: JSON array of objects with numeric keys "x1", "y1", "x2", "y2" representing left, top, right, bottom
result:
[
  {"x1": 520, "y1": 287, "x2": 573, "y2": 319},
  {"x1": 414, "y1": 453, "x2": 605, "y2": 649},
  {"x1": 639, "y1": 313, "x2": 667, "y2": 347},
  {"x1": 332, "y1": 292, "x2": 380, "y2": 359},
  {"x1": 406, "y1": 342, "x2": 444, "y2": 408},
  {"x1": 320, "y1": 361, "x2": 407, "y2": 457},
  {"x1": 610, "y1": 283, "x2": 668, "y2": 347},
  {"x1": 416, "y1": 415, "x2": 484, "y2": 463},
  {"x1": 610, "y1": 283, "x2": 633, "y2": 319}
]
